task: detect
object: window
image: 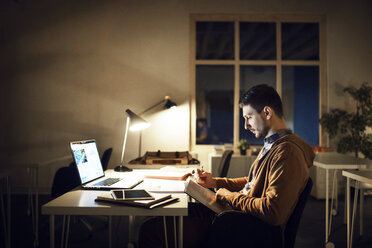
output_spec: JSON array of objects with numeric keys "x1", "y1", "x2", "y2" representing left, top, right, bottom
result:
[
  {"x1": 196, "y1": 65, "x2": 234, "y2": 144},
  {"x1": 190, "y1": 14, "x2": 326, "y2": 149}
]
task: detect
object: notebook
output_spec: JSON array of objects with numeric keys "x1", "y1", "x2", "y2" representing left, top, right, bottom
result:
[
  {"x1": 95, "y1": 192, "x2": 179, "y2": 209},
  {"x1": 70, "y1": 139, "x2": 143, "y2": 189},
  {"x1": 184, "y1": 178, "x2": 232, "y2": 214}
]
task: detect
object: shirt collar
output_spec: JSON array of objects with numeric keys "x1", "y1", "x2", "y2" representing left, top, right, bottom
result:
[{"x1": 264, "y1": 129, "x2": 292, "y2": 146}]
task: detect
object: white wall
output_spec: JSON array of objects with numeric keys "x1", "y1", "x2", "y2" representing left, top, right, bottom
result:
[{"x1": 1, "y1": 0, "x2": 371, "y2": 192}]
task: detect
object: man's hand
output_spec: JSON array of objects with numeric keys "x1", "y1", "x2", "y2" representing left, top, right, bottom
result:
[
  {"x1": 216, "y1": 188, "x2": 231, "y2": 204},
  {"x1": 196, "y1": 169, "x2": 217, "y2": 188}
]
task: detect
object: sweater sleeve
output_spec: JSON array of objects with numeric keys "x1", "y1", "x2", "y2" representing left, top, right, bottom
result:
[
  {"x1": 224, "y1": 144, "x2": 309, "y2": 226},
  {"x1": 215, "y1": 177, "x2": 248, "y2": 192}
]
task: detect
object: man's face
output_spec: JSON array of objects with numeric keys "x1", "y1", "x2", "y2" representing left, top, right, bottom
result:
[{"x1": 242, "y1": 105, "x2": 268, "y2": 139}]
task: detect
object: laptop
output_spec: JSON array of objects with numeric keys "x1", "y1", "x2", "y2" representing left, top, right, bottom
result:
[{"x1": 70, "y1": 139, "x2": 143, "y2": 189}]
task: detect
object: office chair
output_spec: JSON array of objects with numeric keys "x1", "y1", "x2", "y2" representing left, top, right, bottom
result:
[
  {"x1": 284, "y1": 177, "x2": 313, "y2": 248},
  {"x1": 207, "y1": 177, "x2": 313, "y2": 248},
  {"x1": 101, "y1": 147, "x2": 113, "y2": 171},
  {"x1": 217, "y1": 150, "x2": 234, "y2": 178},
  {"x1": 50, "y1": 162, "x2": 80, "y2": 198}
]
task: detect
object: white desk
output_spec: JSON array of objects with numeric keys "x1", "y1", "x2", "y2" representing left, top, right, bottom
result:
[
  {"x1": 42, "y1": 168, "x2": 193, "y2": 248},
  {"x1": 313, "y1": 152, "x2": 367, "y2": 247},
  {"x1": 342, "y1": 170, "x2": 372, "y2": 248},
  {"x1": 42, "y1": 189, "x2": 188, "y2": 248}
]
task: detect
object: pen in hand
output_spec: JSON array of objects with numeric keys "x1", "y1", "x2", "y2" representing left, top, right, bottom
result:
[
  {"x1": 195, "y1": 167, "x2": 204, "y2": 183},
  {"x1": 195, "y1": 168, "x2": 217, "y2": 188}
]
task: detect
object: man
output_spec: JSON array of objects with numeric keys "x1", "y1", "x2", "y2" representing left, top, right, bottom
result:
[
  {"x1": 198, "y1": 84, "x2": 315, "y2": 247},
  {"x1": 139, "y1": 84, "x2": 314, "y2": 248}
]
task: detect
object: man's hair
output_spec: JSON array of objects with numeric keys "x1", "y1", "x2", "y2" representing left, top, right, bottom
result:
[{"x1": 239, "y1": 84, "x2": 284, "y2": 118}]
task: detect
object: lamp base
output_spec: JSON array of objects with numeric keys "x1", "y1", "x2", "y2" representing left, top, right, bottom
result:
[{"x1": 114, "y1": 165, "x2": 133, "y2": 172}]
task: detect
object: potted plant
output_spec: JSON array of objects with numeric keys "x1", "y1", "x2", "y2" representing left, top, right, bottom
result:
[
  {"x1": 238, "y1": 139, "x2": 250, "y2": 155},
  {"x1": 319, "y1": 82, "x2": 372, "y2": 160}
]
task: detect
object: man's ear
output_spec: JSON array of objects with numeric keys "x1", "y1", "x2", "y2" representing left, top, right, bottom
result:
[{"x1": 263, "y1": 106, "x2": 272, "y2": 120}]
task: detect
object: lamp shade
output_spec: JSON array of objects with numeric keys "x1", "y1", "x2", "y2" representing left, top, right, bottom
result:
[
  {"x1": 114, "y1": 109, "x2": 151, "y2": 172},
  {"x1": 126, "y1": 109, "x2": 151, "y2": 131},
  {"x1": 163, "y1": 98, "x2": 177, "y2": 110}
]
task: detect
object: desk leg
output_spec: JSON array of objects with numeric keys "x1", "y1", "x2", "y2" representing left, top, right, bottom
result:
[
  {"x1": 330, "y1": 170, "x2": 338, "y2": 215},
  {"x1": 35, "y1": 168, "x2": 39, "y2": 248},
  {"x1": 7, "y1": 176, "x2": 11, "y2": 248},
  {"x1": 346, "y1": 177, "x2": 350, "y2": 248},
  {"x1": 335, "y1": 172, "x2": 338, "y2": 214},
  {"x1": 350, "y1": 181, "x2": 359, "y2": 248},
  {"x1": 325, "y1": 168, "x2": 329, "y2": 244},
  {"x1": 28, "y1": 167, "x2": 39, "y2": 247},
  {"x1": 61, "y1": 215, "x2": 66, "y2": 248},
  {"x1": 344, "y1": 186, "x2": 347, "y2": 224},
  {"x1": 108, "y1": 216, "x2": 112, "y2": 248},
  {"x1": 173, "y1": 217, "x2": 177, "y2": 248},
  {"x1": 163, "y1": 217, "x2": 169, "y2": 248},
  {"x1": 178, "y1": 216, "x2": 183, "y2": 248},
  {"x1": 360, "y1": 188, "x2": 364, "y2": 236},
  {"x1": 329, "y1": 170, "x2": 337, "y2": 236},
  {"x1": 128, "y1": 215, "x2": 136, "y2": 248},
  {"x1": 27, "y1": 167, "x2": 31, "y2": 217},
  {"x1": 50, "y1": 215, "x2": 55, "y2": 248},
  {"x1": 65, "y1": 216, "x2": 70, "y2": 248},
  {"x1": 1, "y1": 178, "x2": 8, "y2": 248}
]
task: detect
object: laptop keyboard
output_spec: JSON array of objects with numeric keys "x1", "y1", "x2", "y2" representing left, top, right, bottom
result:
[{"x1": 93, "y1": 178, "x2": 122, "y2": 186}]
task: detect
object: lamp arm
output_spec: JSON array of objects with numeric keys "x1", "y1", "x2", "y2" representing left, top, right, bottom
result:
[
  {"x1": 139, "y1": 99, "x2": 166, "y2": 116},
  {"x1": 136, "y1": 100, "x2": 164, "y2": 157},
  {"x1": 120, "y1": 116, "x2": 131, "y2": 165}
]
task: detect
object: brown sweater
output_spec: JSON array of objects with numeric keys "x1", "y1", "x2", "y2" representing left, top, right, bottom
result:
[{"x1": 215, "y1": 134, "x2": 314, "y2": 229}]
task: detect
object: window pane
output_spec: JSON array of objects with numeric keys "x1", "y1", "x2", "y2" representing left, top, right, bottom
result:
[
  {"x1": 240, "y1": 22, "x2": 276, "y2": 60},
  {"x1": 196, "y1": 65, "x2": 234, "y2": 144},
  {"x1": 196, "y1": 22, "x2": 234, "y2": 60},
  {"x1": 282, "y1": 22, "x2": 319, "y2": 60},
  {"x1": 239, "y1": 66, "x2": 276, "y2": 145},
  {"x1": 282, "y1": 66, "x2": 319, "y2": 146}
]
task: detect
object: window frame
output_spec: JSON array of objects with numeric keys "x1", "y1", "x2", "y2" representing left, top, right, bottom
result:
[{"x1": 189, "y1": 14, "x2": 327, "y2": 151}]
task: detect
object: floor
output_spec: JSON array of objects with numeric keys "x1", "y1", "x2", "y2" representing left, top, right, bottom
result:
[{"x1": 1, "y1": 193, "x2": 372, "y2": 248}]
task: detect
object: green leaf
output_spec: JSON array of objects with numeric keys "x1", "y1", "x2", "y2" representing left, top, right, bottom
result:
[{"x1": 320, "y1": 82, "x2": 372, "y2": 159}]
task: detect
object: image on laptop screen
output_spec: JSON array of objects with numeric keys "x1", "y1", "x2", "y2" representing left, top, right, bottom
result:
[{"x1": 71, "y1": 140, "x2": 104, "y2": 184}]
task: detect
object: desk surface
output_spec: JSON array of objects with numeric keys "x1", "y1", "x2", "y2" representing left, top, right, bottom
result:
[
  {"x1": 127, "y1": 163, "x2": 200, "y2": 170},
  {"x1": 313, "y1": 152, "x2": 367, "y2": 169},
  {"x1": 43, "y1": 168, "x2": 192, "y2": 217},
  {"x1": 42, "y1": 189, "x2": 188, "y2": 216},
  {"x1": 342, "y1": 170, "x2": 372, "y2": 185},
  {"x1": 107, "y1": 168, "x2": 193, "y2": 193}
]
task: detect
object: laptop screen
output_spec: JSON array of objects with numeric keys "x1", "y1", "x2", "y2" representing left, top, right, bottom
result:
[{"x1": 70, "y1": 140, "x2": 104, "y2": 184}]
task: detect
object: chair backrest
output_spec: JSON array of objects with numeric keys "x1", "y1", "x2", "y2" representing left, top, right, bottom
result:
[
  {"x1": 51, "y1": 162, "x2": 81, "y2": 198},
  {"x1": 101, "y1": 147, "x2": 113, "y2": 171},
  {"x1": 217, "y1": 150, "x2": 234, "y2": 177},
  {"x1": 284, "y1": 177, "x2": 313, "y2": 248}
]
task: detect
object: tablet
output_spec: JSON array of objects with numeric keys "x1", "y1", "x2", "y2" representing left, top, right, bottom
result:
[{"x1": 110, "y1": 189, "x2": 154, "y2": 201}]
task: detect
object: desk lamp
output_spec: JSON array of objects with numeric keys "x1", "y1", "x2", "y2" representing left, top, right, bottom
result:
[
  {"x1": 114, "y1": 109, "x2": 151, "y2": 172},
  {"x1": 114, "y1": 96, "x2": 177, "y2": 172}
]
